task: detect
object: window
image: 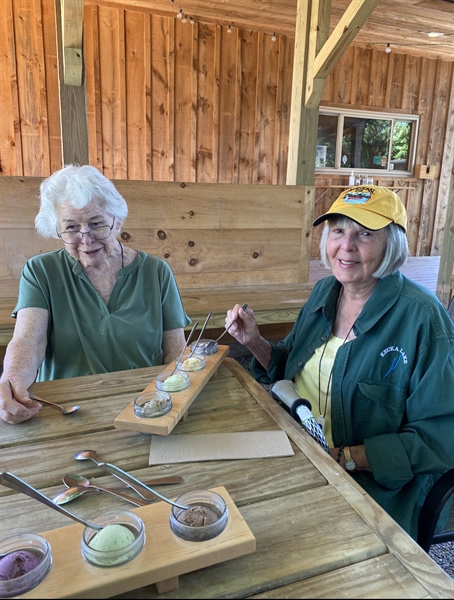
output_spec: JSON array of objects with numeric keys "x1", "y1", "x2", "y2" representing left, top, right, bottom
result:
[{"x1": 316, "y1": 108, "x2": 419, "y2": 176}]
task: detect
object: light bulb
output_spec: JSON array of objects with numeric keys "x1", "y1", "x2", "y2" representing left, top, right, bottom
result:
[
  {"x1": 227, "y1": 24, "x2": 232, "y2": 34},
  {"x1": 385, "y1": 43, "x2": 391, "y2": 54},
  {"x1": 177, "y1": 9, "x2": 182, "y2": 19},
  {"x1": 271, "y1": 33, "x2": 277, "y2": 42}
]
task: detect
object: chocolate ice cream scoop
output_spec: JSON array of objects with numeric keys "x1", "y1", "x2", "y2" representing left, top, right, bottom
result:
[{"x1": 177, "y1": 504, "x2": 219, "y2": 527}]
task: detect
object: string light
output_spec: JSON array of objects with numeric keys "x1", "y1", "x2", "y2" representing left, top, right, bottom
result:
[
  {"x1": 227, "y1": 24, "x2": 232, "y2": 34},
  {"x1": 271, "y1": 33, "x2": 277, "y2": 42},
  {"x1": 170, "y1": 0, "x2": 193, "y2": 25},
  {"x1": 385, "y1": 43, "x2": 392, "y2": 53}
]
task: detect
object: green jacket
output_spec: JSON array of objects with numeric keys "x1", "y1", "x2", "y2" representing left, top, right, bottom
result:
[
  {"x1": 14, "y1": 250, "x2": 191, "y2": 381},
  {"x1": 252, "y1": 272, "x2": 454, "y2": 539}
]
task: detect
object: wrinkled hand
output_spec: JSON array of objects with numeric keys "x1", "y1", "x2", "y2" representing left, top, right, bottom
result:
[
  {"x1": 0, "y1": 380, "x2": 42, "y2": 424},
  {"x1": 225, "y1": 304, "x2": 260, "y2": 347}
]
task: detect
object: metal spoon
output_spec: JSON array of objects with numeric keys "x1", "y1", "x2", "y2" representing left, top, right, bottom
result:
[
  {"x1": 53, "y1": 474, "x2": 153, "y2": 506},
  {"x1": 186, "y1": 311, "x2": 213, "y2": 360},
  {"x1": 53, "y1": 473, "x2": 183, "y2": 505},
  {"x1": 0, "y1": 471, "x2": 103, "y2": 530},
  {"x1": 7, "y1": 379, "x2": 81, "y2": 415},
  {"x1": 206, "y1": 303, "x2": 248, "y2": 349},
  {"x1": 28, "y1": 392, "x2": 81, "y2": 415},
  {"x1": 73, "y1": 450, "x2": 188, "y2": 510},
  {"x1": 165, "y1": 320, "x2": 199, "y2": 380}
]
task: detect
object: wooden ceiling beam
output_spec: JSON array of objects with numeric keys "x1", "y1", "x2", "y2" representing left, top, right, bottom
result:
[
  {"x1": 313, "y1": 0, "x2": 381, "y2": 81},
  {"x1": 288, "y1": 0, "x2": 381, "y2": 185},
  {"x1": 61, "y1": 0, "x2": 84, "y2": 86}
]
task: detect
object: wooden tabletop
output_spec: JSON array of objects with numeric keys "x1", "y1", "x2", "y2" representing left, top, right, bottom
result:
[{"x1": 1, "y1": 358, "x2": 452, "y2": 599}]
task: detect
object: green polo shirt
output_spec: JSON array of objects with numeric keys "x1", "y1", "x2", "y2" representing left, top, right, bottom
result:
[{"x1": 13, "y1": 249, "x2": 191, "y2": 381}]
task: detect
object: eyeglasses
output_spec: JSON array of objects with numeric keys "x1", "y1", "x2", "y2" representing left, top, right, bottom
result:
[{"x1": 57, "y1": 218, "x2": 115, "y2": 244}]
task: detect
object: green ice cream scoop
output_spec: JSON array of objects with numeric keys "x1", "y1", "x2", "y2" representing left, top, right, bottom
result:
[{"x1": 88, "y1": 524, "x2": 135, "y2": 552}]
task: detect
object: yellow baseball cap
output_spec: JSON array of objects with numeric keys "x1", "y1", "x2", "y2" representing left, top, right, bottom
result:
[{"x1": 313, "y1": 185, "x2": 407, "y2": 232}]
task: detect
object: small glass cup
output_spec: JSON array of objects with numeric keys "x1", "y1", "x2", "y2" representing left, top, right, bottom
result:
[
  {"x1": 0, "y1": 533, "x2": 52, "y2": 598},
  {"x1": 134, "y1": 390, "x2": 172, "y2": 418},
  {"x1": 81, "y1": 510, "x2": 145, "y2": 568},
  {"x1": 156, "y1": 370, "x2": 190, "y2": 392},
  {"x1": 190, "y1": 339, "x2": 218, "y2": 355},
  {"x1": 170, "y1": 490, "x2": 228, "y2": 542},
  {"x1": 177, "y1": 352, "x2": 206, "y2": 372}
]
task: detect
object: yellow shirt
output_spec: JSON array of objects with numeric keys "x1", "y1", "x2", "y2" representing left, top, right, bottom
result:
[{"x1": 294, "y1": 334, "x2": 345, "y2": 447}]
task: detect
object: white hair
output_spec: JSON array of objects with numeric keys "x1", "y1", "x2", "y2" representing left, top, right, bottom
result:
[{"x1": 35, "y1": 164, "x2": 128, "y2": 238}]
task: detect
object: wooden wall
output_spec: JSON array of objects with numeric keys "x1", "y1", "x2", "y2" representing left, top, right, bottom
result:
[{"x1": 1, "y1": 0, "x2": 453, "y2": 260}]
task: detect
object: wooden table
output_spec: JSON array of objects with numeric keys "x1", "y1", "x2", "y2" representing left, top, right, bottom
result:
[{"x1": 1, "y1": 358, "x2": 452, "y2": 599}]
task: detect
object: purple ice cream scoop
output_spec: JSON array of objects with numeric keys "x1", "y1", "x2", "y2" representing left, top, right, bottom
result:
[{"x1": 0, "y1": 551, "x2": 40, "y2": 580}]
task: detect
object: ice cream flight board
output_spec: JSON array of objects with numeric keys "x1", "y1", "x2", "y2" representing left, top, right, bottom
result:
[{"x1": 114, "y1": 345, "x2": 229, "y2": 435}]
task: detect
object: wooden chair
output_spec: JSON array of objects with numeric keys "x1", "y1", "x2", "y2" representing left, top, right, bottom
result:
[{"x1": 418, "y1": 468, "x2": 454, "y2": 552}]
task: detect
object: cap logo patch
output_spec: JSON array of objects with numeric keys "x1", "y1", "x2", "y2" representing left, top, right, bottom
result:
[{"x1": 343, "y1": 189, "x2": 373, "y2": 204}]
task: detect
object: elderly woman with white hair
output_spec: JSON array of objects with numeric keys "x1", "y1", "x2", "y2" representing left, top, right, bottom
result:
[
  {"x1": 225, "y1": 185, "x2": 454, "y2": 542},
  {"x1": 0, "y1": 164, "x2": 190, "y2": 424}
]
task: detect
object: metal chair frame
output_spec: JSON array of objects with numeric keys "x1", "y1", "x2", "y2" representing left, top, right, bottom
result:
[{"x1": 418, "y1": 468, "x2": 454, "y2": 552}]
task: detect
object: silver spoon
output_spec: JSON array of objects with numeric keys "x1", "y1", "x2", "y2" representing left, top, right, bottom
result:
[
  {"x1": 206, "y1": 303, "x2": 248, "y2": 349},
  {"x1": 73, "y1": 450, "x2": 188, "y2": 510},
  {"x1": 28, "y1": 392, "x2": 81, "y2": 415},
  {"x1": 186, "y1": 311, "x2": 213, "y2": 360},
  {"x1": 165, "y1": 320, "x2": 199, "y2": 380},
  {"x1": 53, "y1": 474, "x2": 153, "y2": 506},
  {"x1": 7, "y1": 379, "x2": 81, "y2": 415},
  {"x1": 53, "y1": 473, "x2": 183, "y2": 505},
  {"x1": 0, "y1": 471, "x2": 103, "y2": 530}
]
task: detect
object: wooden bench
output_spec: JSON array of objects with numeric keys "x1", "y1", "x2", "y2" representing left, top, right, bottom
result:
[{"x1": 0, "y1": 177, "x2": 316, "y2": 350}]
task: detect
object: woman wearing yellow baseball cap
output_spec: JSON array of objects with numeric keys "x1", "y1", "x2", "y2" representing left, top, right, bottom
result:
[{"x1": 225, "y1": 184, "x2": 454, "y2": 543}]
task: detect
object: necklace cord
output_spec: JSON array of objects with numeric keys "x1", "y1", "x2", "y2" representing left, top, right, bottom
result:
[
  {"x1": 317, "y1": 288, "x2": 355, "y2": 419},
  {"x1": 118, "y1": 239, "x2": 124, "y2": 268}
]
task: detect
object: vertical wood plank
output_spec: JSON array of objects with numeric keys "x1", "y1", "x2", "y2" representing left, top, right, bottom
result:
[
  {"x1": 256, "y1": 32, "x2": 279, "y2": 184},
  {"x1": 196, "y1": 23, "x2": 217, "y2": 182},
  {"x1": 351, "y1": 47, "x2": 371, "y2": 106},
  {"x1": 42, "y1": 0, "x2": 62, "y2": 173},
  {"x1": 125, "y1": 10, "x2": 150, "y2": 180},
  {"x1": 174, "y1": 19, "x2": 196, "y2": 181},
  {"x1": 151, "y1": 16, "x2": 174, "y2": 181},
  {"x1": 432, "y1": 66, "x2": 454, "y2": 261},
  {"x1": 368, "y1": 48, "x2": 388, "y2": 107},
  {"x1": 401, "y1": 55, "x2": 421, "y2": 113},
  {"x1": 98, "y1": 6, "x2": 126, "y2": 179},
  {"x1": 0, "y1": 0, "x2": 22, "y2": 176},
  {"x1": 238, "y1": 30, "x2": 259, "y2": 184},
  {"x1": 253, "y1": 32, "x2": 265, "y2": 184},
  {"x1": 13, "y1": 0, "x2": 50, "y2": 176},
  {"x1": 417, "y1": 59, "x2": 451, "y2": 256},
  {"x1": 332, "y1": 49, "x2": 354, "y2": 104},
  {"x1": 275, "y1": 36, "x2": 293, "y2": 185},
  {"x1": 387, "y1": 53, "x2": 405, "y2": 108},
  {"x1": 84, "y1": 3, "x2": 103, "y2": 170},
  {"x1": 218, "y1": 26, "x2": 241, "y2": 183}
]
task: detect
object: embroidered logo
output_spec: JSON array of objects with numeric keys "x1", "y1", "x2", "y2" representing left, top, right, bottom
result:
[
  {"x1": 342, "y1": 188, "x2": 375, "y2": 204},
  {"x1": 380, "y1": 345, "x2": 408, "y2": 377}
]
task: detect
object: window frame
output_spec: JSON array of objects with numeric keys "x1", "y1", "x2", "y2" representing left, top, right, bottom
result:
[{"x1": 316, "y1": 107, "x2": 419, "y2": 177}]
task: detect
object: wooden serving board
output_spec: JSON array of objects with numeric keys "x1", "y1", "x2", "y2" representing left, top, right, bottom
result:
[
  {"x1": 20, "y1": 486, "x2": 255, "y2": 599},
  {"x1": 113, "y1": 345, "x2": 229, "y2": 435}
]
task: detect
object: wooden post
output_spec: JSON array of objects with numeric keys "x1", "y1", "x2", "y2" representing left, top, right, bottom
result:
[{"x1": 55, "y1": 0, "x2": 89, "y2": 166}]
